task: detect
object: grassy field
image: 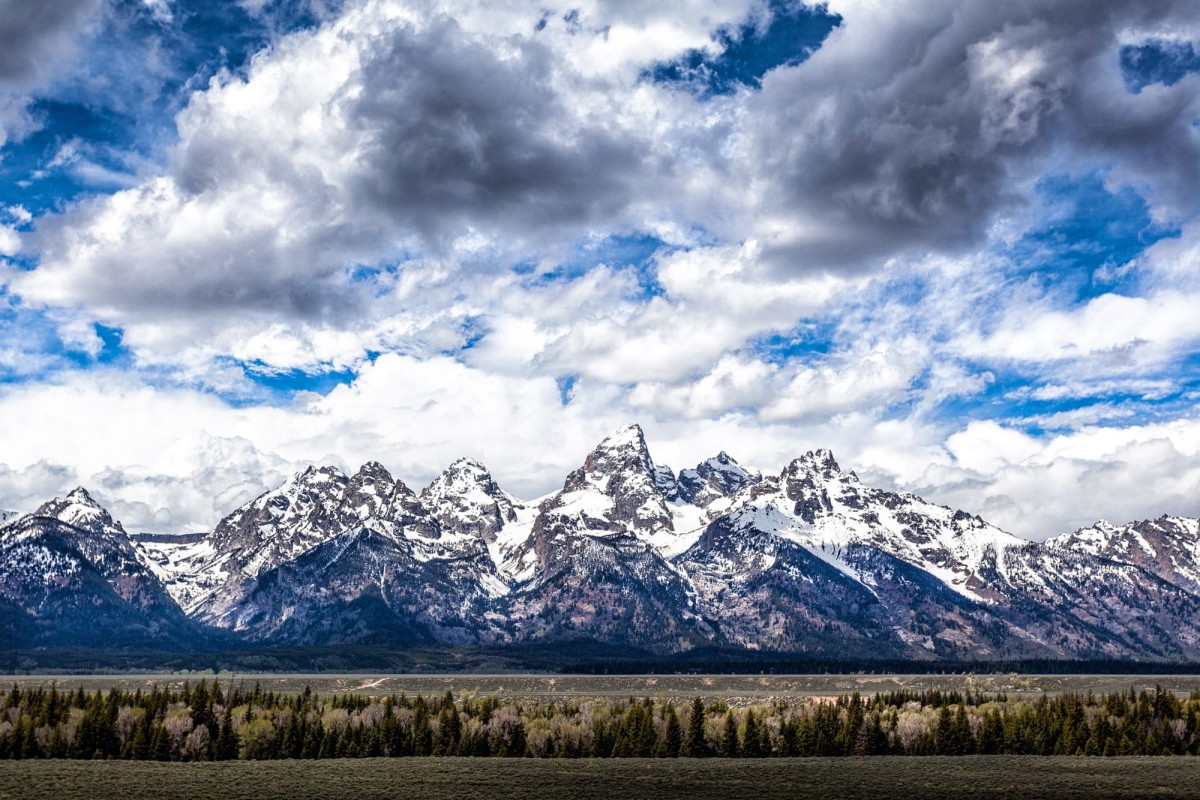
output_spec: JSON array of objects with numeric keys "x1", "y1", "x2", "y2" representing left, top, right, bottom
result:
[
  {"x1": 2, "y1": 756, "x2": 1200, "y2": 799},
  {"x1": 3, "y1": 673, "x2": 1199, "y2": 701}
]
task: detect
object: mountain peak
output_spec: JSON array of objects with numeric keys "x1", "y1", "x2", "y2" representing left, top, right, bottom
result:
[
  {"x1": 426, "y1": 457, "x2": 502, "y2": 495},
  {"x1": 35, "y1": 487, "x2": 124, "y2": 537},
  {"x1": 598, "y1": 423, "x2": 646, "y2": 450},
  {"x1": 342, "y1": 461, "x2": 401, "y2": 521},
  {"x1": 676, "y1": 450, "x2": 762, "y2": 507},
  {"x1": 65, "y1": 486, "x2": 99, "y2": 505},
  {"x1": 569, "y1": 423, "x2": 656, "y2": 488},
  {"x1": 544, "y1": 423, "x2": 674, "y2": 537},
  {"x1": 798, "y1": 448, "x2": 841, "y2": 475},
  {"x1": 354, "y1": 460, "x2": 393, "y2": 480},
  {"x1": 444, "y1": 456, "x2": 490, "y2": 476},
  {"x1": 421, "y1": 457, "x2": 515, "y2": 541},
  {"x1": 295, "y1": 464, "x2": 347, "y2": 484}
]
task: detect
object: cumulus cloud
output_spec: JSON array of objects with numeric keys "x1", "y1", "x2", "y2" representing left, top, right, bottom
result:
[
  {"x1": 344, "y1": 16, "x2": 652, "y2": 245},
  {"x1": 732, "y1": 0, "x2": 1200, "y2": 270},
  {"x1": 3, "y1": 0, "x2": 1200, "y2": 544},
  {"x1": 0, "y1": 0, "x2": 98, "y2": 81},
  {"x1": 962, "y1": 290, "x2": 1200, "y2": 369},
  {"x1": 912, "y1": 419, "x2": 1200, "y2": 538},
  {"x1": 0, "y1": 0, "x2": 99, "y2": 147},
  {"x1": 20, "y1": 0, "x2": 1200, "y2": 376},
  {"x1": 15, "y1": 2, "x2": 720, "y2": 370}
]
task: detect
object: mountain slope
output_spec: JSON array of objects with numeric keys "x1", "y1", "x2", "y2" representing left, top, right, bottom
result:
[
  {"x1": 0, "y1": 490, "x2": 199, "y2": 648},
  {"x1": 1047, "y1": 516, "x2": 1200, "y2": 595},
  {"x1": 220, "y1": 519, "x2": 503, "y2": 645},
  {"x1": 138, "y1": 462, "x2": 433, "y2": 620}
]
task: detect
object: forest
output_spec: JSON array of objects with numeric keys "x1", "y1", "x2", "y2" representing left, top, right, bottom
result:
[{"x1": 2, "y1": 682, "x2": 1199, "y2": 761}]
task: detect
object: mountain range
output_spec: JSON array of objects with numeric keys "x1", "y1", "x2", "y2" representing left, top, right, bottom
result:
[{"x1": 4, "y1": 423, "x2": 1200, "y2": 661}]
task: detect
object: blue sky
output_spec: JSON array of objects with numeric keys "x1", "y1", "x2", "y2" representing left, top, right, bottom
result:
[{"x1": 2, "y1": 0, "x2": 1200, "y2": 538}]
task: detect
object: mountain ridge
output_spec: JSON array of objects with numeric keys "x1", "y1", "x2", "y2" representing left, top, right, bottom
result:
[{"x1": 5, "y1": 423, "x2": 1200, "y2": 660}]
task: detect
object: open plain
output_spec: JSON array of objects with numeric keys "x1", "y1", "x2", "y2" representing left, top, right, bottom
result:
[
  {"x1": 4, "y1": 673, "x2": 1200, "y2": 701},
  {"x1": 3, "y1": 756, "x2": 1200, "y2": 800}
]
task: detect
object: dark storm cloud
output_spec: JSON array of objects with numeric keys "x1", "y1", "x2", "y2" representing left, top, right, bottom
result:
[
  {"x1": 744, "y1": 0, "x2": 1200, "y2": 272},
  {"x1": 28, "y1": 12, "x2": 667, "y2": 343},
  {"x1": 345, "y1": 17, "x2": 653, "y2": 247},
  {"x1": 0, "y1": 0, "x2": 98, "y2": 81}
]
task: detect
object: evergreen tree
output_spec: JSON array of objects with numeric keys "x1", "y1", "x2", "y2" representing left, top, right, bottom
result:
[
  {"x1": 149, "y1": 725, "x2": 171, "y2": 762},
  {"x1": 720, "y1": 711, "x2": 740, "y2": 758},
  {"x1": 741, "y1": 710, "x2": 767, "y2": 758},
  {"x1": 682, "y1": 698, "x2": 709, "y2": 758},
  {"x1": 214, "y1": 709, "x2": 238, "y2": 761},
  {"x1": 662, "y1": 706, "x2": 682, "y2": 758}
]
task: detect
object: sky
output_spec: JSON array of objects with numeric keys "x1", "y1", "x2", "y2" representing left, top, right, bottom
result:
[{"x1": 1, "y1": 0, "x2": 1199, "y2": 539}]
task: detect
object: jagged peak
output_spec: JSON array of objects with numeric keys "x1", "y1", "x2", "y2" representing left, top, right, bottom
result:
[
  {"x1": 420, "y1": 457, "x2": 514, "y2": 541},
  {"x1": 425, "y1": 457, "x2": 502, "y2": 492},
  {"x1": 596, "y1": 423, "x2": 648, "y2": 452},
  {"x1": 444, "y1": 456, "x2": 491, "y2": 476},
  {"x1": 35, "y1": 486, "x2": 123, "y2": 536},
  {"x1": 798, "y1": 448, "x2": 840, "y2": 473},
  {"x1": 65, "y1": 486, "x2": 100, "y2": 505},
  {"x1": 344, "y1": 460, "x2": 399, "y2": 499},
  {"x1": 695, "y1": 451, "x2": 760, "y2": 479},
  {"x1": 273, "y1": 465, "x2": 349, "y2": 498},
  {"x1": 39, "y1": 486, "x2": 106, "y2": 516},
  {"x1": 595, "y1": 423, "x2": 651, "y2": 461},
  {"x1": 295, "y1": 464, "x2": 347, "y2": 481},
  {"x1": 354, "y1": 460, "x2": 394, "y2": 480},
  {"x1": 568, "y1": 423, "x2": 657, "y2": 486}
]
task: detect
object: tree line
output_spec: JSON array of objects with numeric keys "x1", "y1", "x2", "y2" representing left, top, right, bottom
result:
[{"x1": 1, "y1": 682, "x2": 1199, "y2": 760}]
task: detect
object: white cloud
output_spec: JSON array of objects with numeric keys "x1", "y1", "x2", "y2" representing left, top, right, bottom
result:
[
  {"x1": 0, "y1": 224, "x2": 19, "y2": 256},
  {"x1": 962, "y1": 290, "x2": 1200, "y2": 368},
  {"x1": 3, "y1": 0, "x2": 1200, "y2": 547},
  {"x1": 916, "y1": 418, "x2": 1200, "y2": 538}
]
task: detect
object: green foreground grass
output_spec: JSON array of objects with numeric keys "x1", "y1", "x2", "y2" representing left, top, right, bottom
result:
[{"x1": 3, "y1": 757, "x2": 1200, "y2": 800}]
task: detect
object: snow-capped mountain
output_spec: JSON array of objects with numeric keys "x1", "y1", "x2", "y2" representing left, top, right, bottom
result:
[
  {"x1": 419, "y1": 457, "x2": 520, "y2": 542},
  {"x1": 501, "y1": 424, "x2": 715, "y2": 649},
  {"x1": 8, "y1": 424, "x2": 1200, "y2": 660},
  {"x1": 0, "y1": 489, "x2": 197, "y2": 647},
  {"x1": 1048, "y1": 516, "x2": 1200, "y2": 595},
  {"x1": 137, "y1": 461, "x2": 435, "y2": 621}
]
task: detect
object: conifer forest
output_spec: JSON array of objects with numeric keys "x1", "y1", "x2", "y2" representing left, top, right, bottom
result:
[{"x1": 4, "y1": 682, "x2": 1200, "y2": 761}]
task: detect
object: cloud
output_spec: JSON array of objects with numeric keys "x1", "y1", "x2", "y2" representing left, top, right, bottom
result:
[
  {"x1": 962, "y1": 290, "x2": 1200, "y2": 371},
  {"x1": 0, "y1": 0, "x2": 98, "y2": 82},
  {"x1": 916, "y1": 418, "x2": 1200, "y2": 538},
  {"x1": 728, "y1": 0, "x2": 1200, "y2": 271},
  {"x1": 4, "y1": 0, "x2": 1200, "y2": 546},
  {"x1": 13, "y1": 3, "x2": 705, "y2": 369},
  {"x1": 21, "y1": 0, "x2": 1200, "y2": 376},
  {"x1": 343, "y1": 16, "x2": 652, "y2": 246},
  {"x1": 0, "y1": 0, "x2": 99, "y2": 148}
]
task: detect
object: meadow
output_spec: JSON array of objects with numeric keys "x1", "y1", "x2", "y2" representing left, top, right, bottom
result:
[
  {"x1": 6, "y1": 673, "x2": 1200, "y2": 701},
  {"x1": 3, "y1": 756, "x2": 1200, "y2": 800}
]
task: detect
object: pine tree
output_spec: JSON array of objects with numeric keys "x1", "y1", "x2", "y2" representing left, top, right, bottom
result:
[
  {"x1": 663, "y1": 706, "x2": 682, "y2": 758},
  {"x1": 214, "y1": 709, "x2": 238, "y2": 761},
  {"x1": 720, "y1": 711, "x2": 740, "y2": 758},
  {"x1": 149, "y1": 725, "x2": 171, "y2": 762},
  {"x1": 682, "y1": 698, "x2": 709, "y2": 758},
  {"x1": 741, "y1": 710, "x2": 767, "y2": 758}
]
